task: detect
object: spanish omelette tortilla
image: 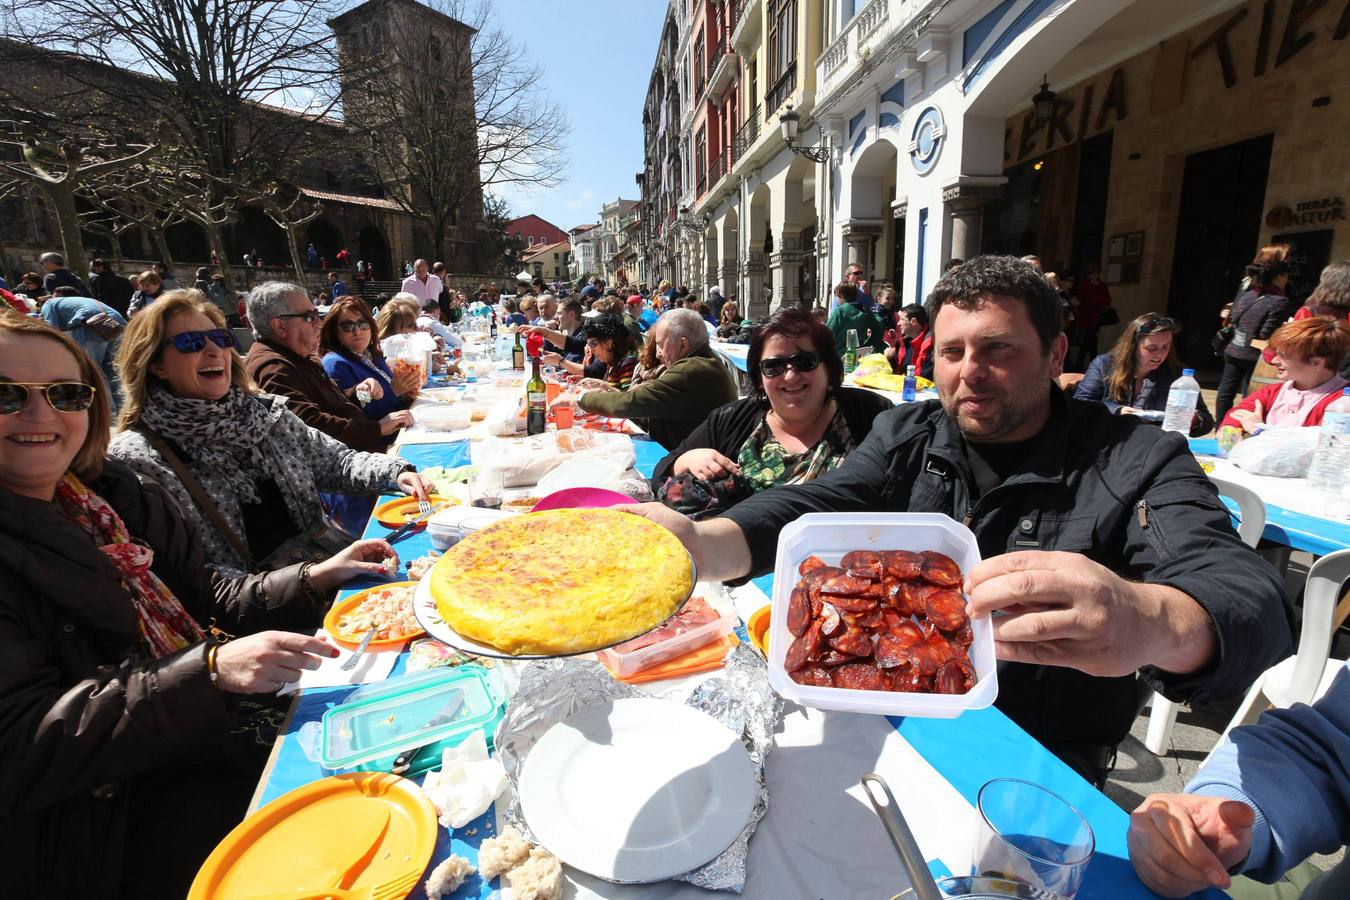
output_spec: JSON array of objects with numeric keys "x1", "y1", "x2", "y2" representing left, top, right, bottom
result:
[{"x1": 429, "y1": 508, "x2": 693, "y2": 655}]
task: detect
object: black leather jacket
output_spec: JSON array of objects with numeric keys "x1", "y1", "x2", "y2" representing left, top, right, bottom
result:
[
  {"x1": 724, "y1": 388, "x2": 1292, "y2": 774},
  {"x1": 0, "y1": 460, "x2": 322, "y2": 898}
]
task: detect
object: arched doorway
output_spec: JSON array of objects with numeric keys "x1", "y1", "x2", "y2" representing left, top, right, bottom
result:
[
  {"x1": 358, "y1": 224, "x2": 392, "y2": 282},
  {"x1": 165, "y1": 221, "x2": 210, "y2": 267},
  {"x1": 305, "y1": 218, "x2": 345, "y2": 266},
  {"x1": 233, "y1": 206, "x2": 288, "y2": 269}
]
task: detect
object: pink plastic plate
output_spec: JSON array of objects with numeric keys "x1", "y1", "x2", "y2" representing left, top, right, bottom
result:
[{"x1": 531, "y1": 487, "x2": 635, "y2": 511}]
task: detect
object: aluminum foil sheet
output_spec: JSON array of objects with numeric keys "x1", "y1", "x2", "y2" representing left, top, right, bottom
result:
[{"x1": 493, "y1": 644, "x2": 782, "y2": 893}]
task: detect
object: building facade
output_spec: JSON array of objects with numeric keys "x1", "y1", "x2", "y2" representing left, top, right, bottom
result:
[
  {"x1": 0, "y1": 0, "x2": 483, "y2": 282},
  {"x1": 568, "y1": 223, "x2": 599, "y2": 281},
  {"x1": 640, "y1": 0, "x2": 1350, "y2": 361},
  {"x1": 506, "y1": 214, "x2": 569, "y2": 249},
  {"x1": 521, "y1": 239, "x2": 571, "y2": 282}
]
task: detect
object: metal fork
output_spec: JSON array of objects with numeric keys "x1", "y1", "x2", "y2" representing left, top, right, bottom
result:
[{"x1": 416, "y1": 497, "x2": 431, "y2": 516}]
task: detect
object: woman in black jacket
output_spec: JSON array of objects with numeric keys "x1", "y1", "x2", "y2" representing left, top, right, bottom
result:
[
  {"x1": 0, "y1": 310, "x2": 398, "y2": 899},
  {"x1": 1216, "y1": 250, "x2": 1298, "y2": 422},
  {"x1": 652, "y1": 307, "x2": 892, "y2": 504}
]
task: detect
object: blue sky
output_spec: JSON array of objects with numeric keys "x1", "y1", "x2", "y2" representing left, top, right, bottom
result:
[{"x1": 489, "y1": 0, "x2": 667, "y2": 232}]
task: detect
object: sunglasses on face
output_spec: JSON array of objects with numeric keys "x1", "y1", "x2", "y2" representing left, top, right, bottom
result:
[
  {"x1": 161, "y1": 329, "x2": 236, "y2": 353},
  {"x1": 1135, "y1": 316, "x2": 1178, "y2": 336},
  {"x1": 0, "y1": 381, "x2": 97, "y2": 415},
  {"x1": 338, "y1": 319, "x2": 372, "y2": 333},
  {"x1": 758, "y1": 351, "x2": 822, "y2": 378},
  {"x1": 277, "y1": 310, "x2": 323, "y2": 325}
]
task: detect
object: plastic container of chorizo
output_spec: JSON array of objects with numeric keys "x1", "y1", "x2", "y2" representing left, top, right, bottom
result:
[{"x1": 766, "y1": 512, "x2": 998, "y2": 718}]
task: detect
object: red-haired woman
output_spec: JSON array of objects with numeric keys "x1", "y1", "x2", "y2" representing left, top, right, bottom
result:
[
  {"x1": 1220, "y1": 317, "x2": 1350, "y2": 439},
  {"x1": 651, "y1": 307, "x2": 891, "y2": 502}
]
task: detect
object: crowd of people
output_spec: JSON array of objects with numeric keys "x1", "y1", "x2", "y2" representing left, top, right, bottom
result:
[{"x1": 3, "y1": 239, "x2": 1350, "y2": 898}]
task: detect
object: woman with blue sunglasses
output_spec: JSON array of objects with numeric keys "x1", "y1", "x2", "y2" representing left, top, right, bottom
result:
[{"x1": 107, "y1": 291, "x2": 430, "y2": 574}]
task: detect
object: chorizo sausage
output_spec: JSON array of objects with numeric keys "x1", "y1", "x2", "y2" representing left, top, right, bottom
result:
[
  {"x1": 828, "y1": 624, "x2": 875, "y2": 659},
  {"x1": 935, "y1": 657, "x2": 977, "y2": 694},
  {"x1": 819, "y1": 602, "x2": 845, "y2": 637},
  {"x1": 831, "y1": 662, "x2": 885, "y2": 691},
  {"x1": 791, "y1": 665, "x2": 834, "y2": 687},
  {"x1": 816, "y1": 572, "x2": 877, "y2": 597},
  {"x1": 841, "y1": 550, "x2": 883, "y2": 581},
  {"x1": 919, "y1": 550, "x2": 963, "y2": 587},
  {"x1": 825, "y1": 594, "x2": 879, "y2": 614},
  {"x1": 786, "y1": 587, "x2": 811, "y2": 637},
  {"x1": 798, "y1": 554, "x2": 828, "y2": 577},
  {"x1": 923, "y1": 589, "x2": 969, "y2": 632},
  {"x1": 784, "y1": 621, "x2": 823, "y2": 672},
  {"x1": 880, "y1": 550, "x2": 923, "y2": 581}
]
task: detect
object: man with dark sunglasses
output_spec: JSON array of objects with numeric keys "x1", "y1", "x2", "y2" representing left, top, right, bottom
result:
[
  {"x1": 633, "y1": 255, "x2": 1290, "y2": 788},
  {"x1": 243, "y1": 282, "x2": 406, "y2": 451}
]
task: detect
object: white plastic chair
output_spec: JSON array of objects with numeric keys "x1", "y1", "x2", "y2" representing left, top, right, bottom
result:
[
  {"x1": 1201, "y1": 548, "x2": 1350, "y2": 765},
  {"x1": 1143, "y1": 477, "x2": 1267, "y2": 755}
]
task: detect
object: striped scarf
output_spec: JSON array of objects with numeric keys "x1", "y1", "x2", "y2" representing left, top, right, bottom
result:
[{"x1": 55, "y1": 473, "x2": 206, "y2": 658}]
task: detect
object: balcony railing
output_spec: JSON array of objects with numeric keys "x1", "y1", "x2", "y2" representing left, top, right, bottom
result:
[
  {"x1": 708, "y1": 151, "x2": 726, "y2": 186},
  {"x1": 765, "y1": 63, "x2": 797, "y2": 113},
  {"x1": 732, "y1": 108, "x2": 759, "y2": 162},
  {"x1": 708, "y1": 37, "x2": 725, "y2": 76},
  {"x1": 696, "y1": 172, "x2": 708, "y2": 197}
]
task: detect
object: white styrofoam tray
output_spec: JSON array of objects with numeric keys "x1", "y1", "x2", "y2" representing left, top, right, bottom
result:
[{"x1": 767, "y1": 512, "x2": 997, "y2": 717}]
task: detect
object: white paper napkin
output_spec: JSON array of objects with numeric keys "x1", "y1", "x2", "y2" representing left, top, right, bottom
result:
[
  {"x1": 421, "y1": 730, "x2": 507, "y2": 829},
  {"x1": 277, "y1": 628, "x2": 402, "y2": 695}
]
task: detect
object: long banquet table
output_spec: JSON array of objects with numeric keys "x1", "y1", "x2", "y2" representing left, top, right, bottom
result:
[
  {"x1": 1189, "y1": 437, "x2": 1350, "y2": 556},
  {"x1": 245, "y1": 414, "x2": 1208, "y2": 900}
]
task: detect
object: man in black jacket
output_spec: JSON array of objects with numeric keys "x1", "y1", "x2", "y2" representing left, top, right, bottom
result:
[
  {"x1": 40, "y1": 251, "x2": 91, "y2": 297},
  {"x1": 633, "y1": 255, "x2": 1292, "y2": 785},
  {"x1": 89, "y1": 258, "x2": 134, "y2": 317}
]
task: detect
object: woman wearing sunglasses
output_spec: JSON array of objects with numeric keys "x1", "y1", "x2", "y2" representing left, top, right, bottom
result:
[
  {"x1": 1075, "y1": 313, "x2": 1215, "y2": 436},
  {"x1": 107, "y1": 291, "x2": 430, "y2": 574},
  {"x1": 0, "y1": 309, "x2": 402, "y2": 898},
  {"x1": 651, "y1": 307, "x2": 891, "y2": 503},
  {"x1": 320, "y1": 297, "x2": 419, "y2": 422}
]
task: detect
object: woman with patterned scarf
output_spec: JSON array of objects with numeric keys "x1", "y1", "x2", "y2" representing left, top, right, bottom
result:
[
  {"x1": 107, "y1": 291, "x2": 433, "y2": 574},
  {"x1": 0, "y1": 309, "x2": 403, "y2": 898}
]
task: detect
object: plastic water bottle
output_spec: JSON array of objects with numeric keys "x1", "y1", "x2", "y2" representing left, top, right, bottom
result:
[
  {"x1": 902, "y1": 365, "x2": 917, "y2": 402},
  {"x1": 1161, "y1": 369, "x2": 1200, "y2": 434},
  {"x1": 1307, "y1": 387, "x2": 1350, "y2": 497}
]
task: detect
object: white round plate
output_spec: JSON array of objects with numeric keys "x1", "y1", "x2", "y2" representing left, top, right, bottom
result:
[
  {"x1": 411, "y1": 559, "x2": 697, "y2": 661},
  {"x1": 517, "y1": 697, "x2": 756, "y2": 883}
]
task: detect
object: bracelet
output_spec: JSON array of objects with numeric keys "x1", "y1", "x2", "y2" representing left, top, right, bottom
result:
[
  {"x1": 205, "y1": 641, "x2": 220, "y2": 686},
  {"x1": 298, "y1": 561, "x2": 324, "y2": 607}
]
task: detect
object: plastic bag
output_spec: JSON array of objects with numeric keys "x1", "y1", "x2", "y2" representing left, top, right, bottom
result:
[
  {"x1": 381, "y1": 332, "x2": 437, "y2": 393},
  {"x1": 1227, "y1": 426, "x2": 1321, "y2": 477},
  {"x1": 478, "y1": 432, "x2": 635, "y2": 488},
  {"x1": 855, "y1": 352, "x2": 892, "y2": 376}
]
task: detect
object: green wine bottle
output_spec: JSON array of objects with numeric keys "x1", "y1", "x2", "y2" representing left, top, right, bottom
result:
[
  {"x1": 526, "y1": 354, "x2": 547, "y2": 436},
  {"x1": 511, "y1": 328, "x2": 525, "y2": 371}
]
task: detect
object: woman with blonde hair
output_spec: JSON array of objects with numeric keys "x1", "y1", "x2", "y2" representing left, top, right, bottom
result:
[
  {"x1": 0, "y1": 307, "x2": 398, "y2": 897},
  {"x1": 1075, "y1": 313, "x2": 1214, "y2": 435},
  {"x1": 376, "y1": 297, "x2": 420, "y2": 340},
  {"x1": 108, "y1": 290, "x2": 430, "y2": 573}
]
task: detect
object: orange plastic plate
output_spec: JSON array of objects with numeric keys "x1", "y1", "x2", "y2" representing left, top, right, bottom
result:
[
  {"x1": 373, "y1": 495, "x2": 454, "y2": 528},
  {"x1": 324, "y1": 582, "x2": 426, "y2": 649},
  {"x1": 188, "y1": 772, "x2": 436, "y2": 900}
]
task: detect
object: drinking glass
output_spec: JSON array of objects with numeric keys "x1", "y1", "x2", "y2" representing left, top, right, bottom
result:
[
  {"x1": 972, "y1": 779, "x2": 1094, "y2": 899},
  {"x1": 470, "y1": 469, "x2": 504, "y2": 510}
]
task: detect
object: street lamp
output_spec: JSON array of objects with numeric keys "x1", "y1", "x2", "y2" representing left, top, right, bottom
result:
[
  {"x1": 1032, "y1": 76, "x2": 1056, "y2": 128},
  {"x1": 779, "y1": 104, "x2": 828, "y2": 163}
]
